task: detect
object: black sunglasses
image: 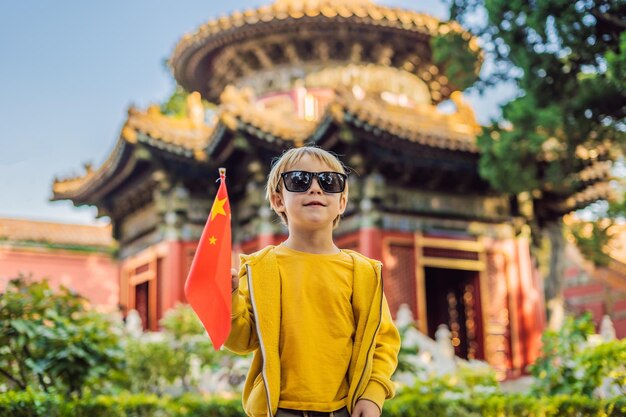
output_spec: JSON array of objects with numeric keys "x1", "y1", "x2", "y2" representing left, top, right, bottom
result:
[{"x1": 280, "y1": 171, "x2": 347, "y2": 193}]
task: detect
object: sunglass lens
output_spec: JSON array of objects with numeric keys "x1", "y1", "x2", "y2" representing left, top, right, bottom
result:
[
  {"x1": 318, "y1": 173, "x2": 345, "y2": 193},
  {"x1": 284, "y1": 171, "x2": 312, "y2": 192}
]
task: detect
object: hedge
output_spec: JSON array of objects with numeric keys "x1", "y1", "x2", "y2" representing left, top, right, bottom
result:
[
  {"x1": 1, "y1": 390, "x2": 625, "y2": 417},
  {"x1": 0, "y1": 391, "x2": 242, "y2": 417}
]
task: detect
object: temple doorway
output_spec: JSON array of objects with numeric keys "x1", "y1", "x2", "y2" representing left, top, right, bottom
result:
[
  {"x1": 135, "y1": 281, "x2": 150, "y2": 330},
  {"x1": 425, "y1": 267, "x2": 484, "y2": 360}
]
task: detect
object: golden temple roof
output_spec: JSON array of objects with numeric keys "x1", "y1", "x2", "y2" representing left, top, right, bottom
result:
[
  {"x1": 219, "y1": 85, "x2": 481, "y2": 148},
  {"x1": 172, "y1": 0, "x2": 468, "y2": 62},
  {"x1": 53, "y1": 85, "x2": 483, "y2": 200},
  {"x1": 335, "y1": 90, "x2": 480, "y2": 152},
  {"x1": 121, "y1": 105, "x2": 212, "y2": 159},
  {"x1": 219, "y1": 85, "x2": 317, "y2": 145},
  {"x1": 171, "y1": 0, "x2": 478, "y2": 102},
  {"x1": 0, "y1": 217, "x2": 114, "y2": 249}
]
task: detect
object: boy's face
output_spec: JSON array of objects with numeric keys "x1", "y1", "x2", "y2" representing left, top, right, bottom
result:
[{"x1": 271, "y1": 154, "x2": 347, "y2": 231}]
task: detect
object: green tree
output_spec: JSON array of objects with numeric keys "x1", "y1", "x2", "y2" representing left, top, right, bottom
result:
[
  {"x1": 160, "y1": 85, "x2": 217, "y2": 119},
  {"x1": 443, "y1": 0, "x2": 625, "y2": 327},
  {"x1": 0, "y1": 277, "x2": 123, "y2": 397},
  {"x1": 160, "y1": 85, "x2": 191, "y2": 118}
]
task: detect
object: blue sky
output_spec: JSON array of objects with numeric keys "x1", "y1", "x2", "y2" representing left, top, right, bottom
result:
[{"x1": 0, "y1": 0, "x2": 517, "y2": 225}]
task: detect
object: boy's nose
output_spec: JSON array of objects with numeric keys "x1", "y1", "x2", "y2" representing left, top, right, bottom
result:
[{"x1": 308, "y1": 178, "x2": 323, "y2": 193}]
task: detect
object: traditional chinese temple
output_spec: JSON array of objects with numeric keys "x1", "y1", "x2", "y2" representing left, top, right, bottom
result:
[{"x1": 50, "y1": 0, "x2": 622, "y2": 379}]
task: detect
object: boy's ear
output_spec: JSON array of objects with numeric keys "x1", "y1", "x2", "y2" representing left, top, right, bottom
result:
[
  {"x1": 338, "y1": 193, "x2": 347, "y2": 215},
  {"x1": 271, "y1": 192, "x2": 285, "y2": 214}
]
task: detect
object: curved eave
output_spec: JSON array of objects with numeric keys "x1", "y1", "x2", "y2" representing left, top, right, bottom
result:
[
  {"x1": 207, "y1": 92, "x2": 481, "y2": 154},
  {"x1": 53, "y1": 89, "x2": 483, "y2": 204},
  {"x1": 51, "y1": 136, "x2": 134, "y2": 204},
  {"x1": 336, "y1": 106, "x2": 478, "y2": 154},
  {"x1": 52, "y1": 109, "x2": 214, "y2": 203},
  {"x1": 552, "y1": 181, "x2": 614, "y2": 215},
  {"x1": 123, "y1": 107, "x2": 214, "y2": 161},
  {"x1": 312, "y1": 92, "x2": 480, "y2": 153}
]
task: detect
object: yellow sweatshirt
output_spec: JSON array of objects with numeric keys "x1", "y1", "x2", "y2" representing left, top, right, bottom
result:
[
  {"x1": 275, "y1": 245, "x2": 354, "y2": 411},
  {"x1": 225, "y1": 246, "x2": 401, "y2": 417}
]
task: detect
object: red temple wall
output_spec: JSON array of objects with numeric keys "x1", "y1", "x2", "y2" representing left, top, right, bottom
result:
[
  {"x1": 0, "y1": 246, "x2": 119, "y2": 311},
  {"x1": 563, "y1": 244, "x2": 626, "y2": 339}
]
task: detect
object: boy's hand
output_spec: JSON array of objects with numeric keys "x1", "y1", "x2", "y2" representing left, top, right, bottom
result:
[
  {"x1": 231, "y1": 268, "x2": 238, "y2": 292},
  {"x1": 352, "y1": 399, "x2": 380, "y2": 417}
]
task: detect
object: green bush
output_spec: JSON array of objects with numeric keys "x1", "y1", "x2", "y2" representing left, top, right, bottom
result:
[
  {"x1": 529, "y1": 312, "x2": 626, "y2": 397},
  {"x1": 0, "y1": 389, "x2": 65, "y2": 417},
  {"x1": 120, "y1": 304, "x2": 246, "y2": 395},
  {"x1": 476, "y1": 394, "x2": 626, "y2": 417},
  {"x1": 122, "y1": 337, "x2": 189, "y2": 395},
  {"x1": 0, "y1": 277, "x2": 123, "y2": 397},
  {"x1": 0, "y1": 390, "x2": 244, "y2": 417}
]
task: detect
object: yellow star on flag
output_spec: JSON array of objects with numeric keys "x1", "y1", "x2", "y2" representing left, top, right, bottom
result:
[
  {"x1": 210, "y1": 197, "x2": 227, "y2": 220},
  {"x1": 209, "y1": 236, "x2": 217, "y2": 245}
]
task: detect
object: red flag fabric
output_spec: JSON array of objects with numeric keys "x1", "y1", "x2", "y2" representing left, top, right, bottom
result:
[{"x1": 185, "y1": 168, "x2": 231, "y2": 350}]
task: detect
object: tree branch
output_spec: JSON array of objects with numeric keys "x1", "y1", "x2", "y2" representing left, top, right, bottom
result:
[
  {"x1": 0, "y1": 368, "x2": 26, "y2": 390},
  {"x1": 590, "y1": 9, "x2": 626, "y2": 31},
  {"x1": 22, "y1": 344, "x2": 50, "y2": 393}
]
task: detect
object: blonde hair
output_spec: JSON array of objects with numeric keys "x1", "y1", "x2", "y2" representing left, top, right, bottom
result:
[{"x1": 266, "y1": 146, "x2": 349, "y2": 228}]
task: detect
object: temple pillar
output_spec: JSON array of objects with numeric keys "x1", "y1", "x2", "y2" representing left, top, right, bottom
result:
[
  {"x1": 516, "y1": 236, "x2": 545, "y2": 368},
  {"x1": 482, "y1": 238, "x2": 512, "y2": 380},
  {"x1": 358, "y1": 172, "x2": 384, "y2": 260}
]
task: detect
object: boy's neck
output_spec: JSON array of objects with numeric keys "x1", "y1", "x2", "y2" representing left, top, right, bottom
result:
[{"x1": 283, "y1": 229, "x2": 339, "y2": 254}]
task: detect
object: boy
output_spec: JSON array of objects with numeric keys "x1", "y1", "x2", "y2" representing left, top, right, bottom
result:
[{"x1": 226, "y1": 146, "x2": 401, "y2": 417}]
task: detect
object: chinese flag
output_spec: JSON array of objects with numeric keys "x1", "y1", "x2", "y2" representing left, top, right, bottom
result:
[{"x1": 185, "y1": 168, "x2": 231, "y2": 350}]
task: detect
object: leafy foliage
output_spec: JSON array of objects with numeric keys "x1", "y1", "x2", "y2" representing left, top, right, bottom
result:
[
  {"x1": 160, "y1": 86, "x2": 215, "y2": 119},
  {"x1": 480, "y1": 0, "x2": 621, "y2": 208},
  {"x1": 448, "y1": 0, "x2": 625, "y2": 215},
  {"x1": 0, "y1": 277, "x2": 123, "y2": 397},
  {"x1": 529, "y1": 312, "x2": 626, "y2": 397},
  {"x1": 446, "y1": 0, "x2": 625, "y2": 325},
  {"x1": 122, "y1": 337, "x2": 190, "y2": 395},
  {"x1": 2, "y1": 282, "x2": 626, "y2": 415},
  {"x1": 568, "y1": 218, "x2": 615, "y2": 266},
  {"x1": 0, "y1": 390, "x2": 245, "y2": 417},
  {"x1": 431, "y1": 31, "x2": 481, "y2": 91},
  {"x1": 160, "y1": 86, "x2": 190, "y2": 118},
  {"x1": 2, "y1": 390, "x2": 626, "y2": 417},
  {"x1": 120, "y1": 304, "x2": 247, "y2": 396},
  {"x1": 397, "y1": 361, "x2": 499, "y2": 401}
]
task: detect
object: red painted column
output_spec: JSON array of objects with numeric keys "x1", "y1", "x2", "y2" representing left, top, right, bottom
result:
[
  {"x1": 516, "y1": 237, "x2": 545, "y2": 368},
  {"x1": 168, "y1": 241, "x2": 186, "y2": 310},
  {"x1": 359, "y1": 227, "x2": 383, "y2": 261}
]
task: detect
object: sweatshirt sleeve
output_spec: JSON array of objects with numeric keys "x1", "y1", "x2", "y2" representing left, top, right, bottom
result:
[
  {"x1": 359, "y1": 293, "x2": 401, "y2": 411},
  {"x1": 224, "y1": 262, "x2": 259, "y2": 354}
]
